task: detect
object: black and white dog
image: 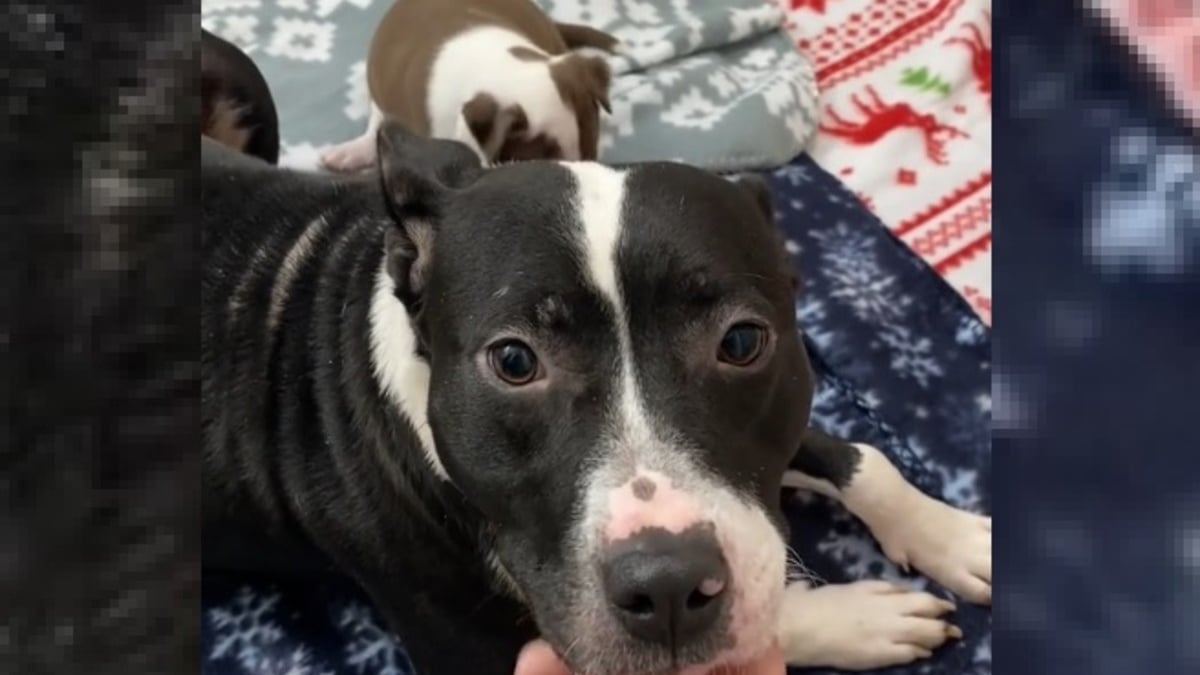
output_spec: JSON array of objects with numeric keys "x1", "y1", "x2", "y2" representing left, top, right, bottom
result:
[{"x1": 202, "y1": 126, "x2": 991, "y2": 675}]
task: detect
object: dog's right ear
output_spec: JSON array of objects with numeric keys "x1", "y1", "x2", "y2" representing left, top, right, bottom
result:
[{"x1": 375, "y1": 121, "x2": 482, "y2": 309}]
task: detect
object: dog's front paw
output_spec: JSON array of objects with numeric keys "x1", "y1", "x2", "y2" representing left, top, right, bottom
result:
[
  {"x1": 320, "y1": 136, "x2": 376, "y2": 173},
  {"x1": 778, "y1": 580, "x2": 961, "y2": 670},
  {"x1": 872, "y1": 491, "x2": 992, "y2": 605}
]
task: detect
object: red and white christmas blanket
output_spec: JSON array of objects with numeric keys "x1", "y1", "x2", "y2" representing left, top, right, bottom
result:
[{"x1": 779, "y1": 0, "x2": 993, "y2": 324}]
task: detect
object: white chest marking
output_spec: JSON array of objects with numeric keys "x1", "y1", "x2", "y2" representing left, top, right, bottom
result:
[
  {"x1": 368, "y1": 257, "x2": 449, "y2": 482},
  {"x1": 561, "y1": 163, "x2": 654, "y2": 452}
]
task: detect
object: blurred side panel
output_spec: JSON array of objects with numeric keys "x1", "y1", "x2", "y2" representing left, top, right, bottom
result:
[
  {"x1": 0, "y1": 1, "x2": 200, "y2": 673},
  {"x1": 995, "y1": 0, "x2": 1199, "y2": 673}
]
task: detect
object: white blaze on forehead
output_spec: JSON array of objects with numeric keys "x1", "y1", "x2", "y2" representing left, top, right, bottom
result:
[
  {"x1": 560, "y1": 162, "x2": 655, "y2": 448},
  {"x1": 368, "y1": 257, "x2": 450, "y2": 482},
  {"x1": 561, "y1": 163, "x2": 787, "y2": 667}
]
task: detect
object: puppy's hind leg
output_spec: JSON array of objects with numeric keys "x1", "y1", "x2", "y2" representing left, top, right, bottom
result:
[
  {"x1": 783, "y1": 429, "x2": 992, "y2": 605},
  {"x1": 320, "y1": 101, "x2": 383, "y2": 173}
]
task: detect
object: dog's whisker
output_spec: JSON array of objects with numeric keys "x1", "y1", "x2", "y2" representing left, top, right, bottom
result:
[{"x1": 785, "y1": 545, "x2": 825, "y2": 587}]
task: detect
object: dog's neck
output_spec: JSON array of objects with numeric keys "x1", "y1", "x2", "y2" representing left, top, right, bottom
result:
[
  {"x1": 366, "y1": 253, "x2": 526, "y2": 598},
  {"x1": 367, "y1": 256, "x2": 446, "y2": 480}
]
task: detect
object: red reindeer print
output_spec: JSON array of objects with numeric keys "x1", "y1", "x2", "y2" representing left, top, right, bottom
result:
[
  {"x1": 819, "y1": 86, "x2": 969, "y2": 165},
  {"x1": 946, "y1": 11, "x2": 992, "y2": 96}
]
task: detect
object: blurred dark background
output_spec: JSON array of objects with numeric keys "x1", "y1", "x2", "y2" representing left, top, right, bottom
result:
[{"x1": 994, "y1": 1, "x2": 1199, "y2": 673}]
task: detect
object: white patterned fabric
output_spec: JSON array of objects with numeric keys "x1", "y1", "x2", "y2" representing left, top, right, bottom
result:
[
  {"x1": 202, "y1": 0, "x2": 820, "y2": 172},
  {"x1": 778, "y1": 0, "x2": 994, "y2": 325}
]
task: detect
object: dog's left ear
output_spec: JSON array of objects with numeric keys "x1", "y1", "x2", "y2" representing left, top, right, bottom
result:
[
  {"x1": 581, "y1": 55, "x2": 613, "y2": 113},
  {"x1": 729, "y1": 173, "x2": 774, "y2": 223},
  {"x1": 375, "y1": 121, "x2": 482, "y2": 309},
  {"x1": 555, "y1": 22, "x2": 620, "y2": 54}
]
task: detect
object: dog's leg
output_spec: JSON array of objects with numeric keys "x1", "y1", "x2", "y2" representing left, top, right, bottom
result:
[
  {"x1": 320, "y1": 101, "x2": 383, "y2": 173},
  {"x1": 777, "y1": 580, "x2": 962, "y2": 669},
  {"x1": 773, "y1": 429, "x2": 989, "y2": 669},
  {"x1": 783, "y1": 429, "x2": 992, "y2": 604}
]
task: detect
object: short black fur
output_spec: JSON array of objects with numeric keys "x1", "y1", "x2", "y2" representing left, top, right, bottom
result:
[
  {"x1": 791, "y1": 428, "x2": 864, "y2": 489},
  {"x1": 202, "y1": 135, "x2": 535, "y2": 674}
]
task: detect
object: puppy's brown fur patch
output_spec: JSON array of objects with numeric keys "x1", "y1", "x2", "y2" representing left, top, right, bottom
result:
[{"x1": 548, "y1": 54, "x2": 612, "y2": 161}]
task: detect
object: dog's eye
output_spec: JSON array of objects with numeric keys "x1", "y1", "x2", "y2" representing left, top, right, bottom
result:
[
  {"x1": 489, "y1": 340, "x2": 541, "y2": 385},
  {"x1": 718, "y1": 323, "x2": 766, "y2": 366}
]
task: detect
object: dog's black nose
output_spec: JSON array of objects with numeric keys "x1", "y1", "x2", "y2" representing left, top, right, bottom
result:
[{"x1": 601, "y1": 527, "x2": 729, "y2": 647}]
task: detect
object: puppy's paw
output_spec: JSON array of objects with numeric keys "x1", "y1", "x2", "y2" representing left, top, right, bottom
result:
[
  {"x1": 778, "y1": 581, "x2": 961, "y2": 670},
  {"x1": 320, "y1": 136, "x2": 376, "y2": 173},
  {"x1": 872, "y1": 493, "x2": 992, "y2": 605}
]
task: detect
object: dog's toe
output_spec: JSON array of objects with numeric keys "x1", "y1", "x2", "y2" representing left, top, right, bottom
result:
[
  {"x1": 320, "y1": 138, "x2": 375, "y2": 173},
  {"x1": 778, "y1": 581, "x2": 961, "y2": 670},
  {"x1": 870, "y1": 494, "x2": 993, "y2": 606}
]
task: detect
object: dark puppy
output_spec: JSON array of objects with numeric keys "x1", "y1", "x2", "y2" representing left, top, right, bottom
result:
[
  {"x1": 202, "y1": 29, "x2": 279, "y2": 164},
  {"x1": 202, "y1": 127, "x2": 990, "y2": 675}
]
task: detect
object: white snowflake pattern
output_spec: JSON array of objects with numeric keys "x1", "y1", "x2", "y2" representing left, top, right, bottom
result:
[
  {"x1": 265, "y1": 16, "x2": 335, "y2": 62},
  {"x1": 266, "y1": 646, "x2": 336, "y2": 675},
  {"x1": 661, "y1": 86, "x2": 727, "y2": 131},
  {"x1": 877, "y1": 325, "x2": 945, "y2": 388},
  {"x1": 795, "y1": 297, "x2": 834, "y2": 352},
  {"x1": 932, "y1": 466, "x2": 982, "y2": 511},
  {"x1": 954, "y1": 314, "x2": 988, "y2": 347},
  {"x1": 539, "y1": 0, "x2": 627, "y2": 31},
  {"x1": 740, "y1": 47, "x2": 777, "y2": 71},
  {"x1": 808, "y1": 382, "x2": 857, "y2": 440},
  {"x1": 1087, "y1": 126, "x2": 1199, "y2": 276},
  {"x1": 313, "y1": 0, "x2": 374, "y2": 18},
  {"x1": 207, "y1": 14, "x2": 262, "y2": 53},
  {"x1": 342, "y1": 60, "x2": 369, "y2": 121},
  {"x1": 773, "y1": 163, "x2": 813, "y2": 186},
  {"x1": 336, "y1": 602, "x2": 411, "y2": 675},
  {"x1": 992, "y1": 369, "x2": 1040, "y2": 434},
  {"x1": 728, "y1": 5, "x2": 783, "y2": 42},
  {"x1": 610, "y1": 24, "x2": 678, "y2": 66},
  {"x1": 208, "y1": 586, "x2": 284, "y2": 670},
  {"x1": 659, "y1": 48, "x2": 809, "y2": 133},
  {"x1": 813, "y1": 507, "x2": 923, "y2": 588},
  {"x1": 964, "y1": 633, "x2": 992, "y2": 675},
  {"x1": 202, "y1": 0, "x2": 262, "y2": 13},
  {"x1": 811, "y1": 222, "x2": 907, "y2": 325}
]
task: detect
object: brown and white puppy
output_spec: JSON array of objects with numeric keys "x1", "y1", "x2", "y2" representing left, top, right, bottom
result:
[
  {"x1": 320, "y1": 0, "x2": 615, "y2": 173},
  {"x1": 201, "y1": 29, "x2": 279, "y2": 164}
]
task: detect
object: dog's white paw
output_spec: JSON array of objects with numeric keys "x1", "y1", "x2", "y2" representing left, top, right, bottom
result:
[
  {"x1": 320, "y1": 136, "x2": 376, "y2": 173},
  {"x1": 872, "y1": 491, "x2": 992, "y2": 605},
  {"x1": 778, "y1": 580, "x2": 961, "y2": 670}
]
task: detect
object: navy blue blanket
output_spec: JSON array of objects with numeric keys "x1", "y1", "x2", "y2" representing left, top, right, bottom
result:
[{"x1": 201, "y1": 155, "x2": 991, "y2": 675}]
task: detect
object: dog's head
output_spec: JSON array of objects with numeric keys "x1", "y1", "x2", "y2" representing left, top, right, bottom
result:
[
  {"x1": 462, "y1": 49, "x2": 611, "y2": 164},
  {"x1": 372, "y1": 124, "x2": 812, "y2": 674}
]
